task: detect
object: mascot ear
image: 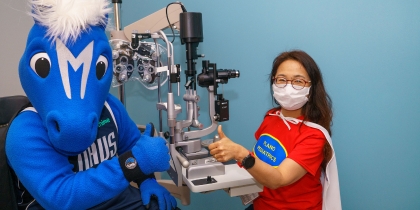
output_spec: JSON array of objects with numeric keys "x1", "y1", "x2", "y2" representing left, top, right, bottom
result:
[{"x1": 99, "y1": 14, "x2": 109, "y2": 30}]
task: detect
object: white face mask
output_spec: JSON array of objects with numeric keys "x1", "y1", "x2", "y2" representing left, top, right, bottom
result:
[{"x1": 272, "y1": 84, "x2": 310, "y2": 110}]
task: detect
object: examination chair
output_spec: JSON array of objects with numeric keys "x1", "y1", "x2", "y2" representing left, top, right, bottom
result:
[{"x1": 0, "y1": 95, "x2": 31, "y2": 210}]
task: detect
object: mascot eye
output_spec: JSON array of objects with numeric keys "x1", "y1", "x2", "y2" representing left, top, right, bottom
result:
[
  {"x1": 96, "y1": 55, "x2": 108, "y2": 80},
  {"x1": 30, "y1": 52, "x2": 51, "y2": 78}
]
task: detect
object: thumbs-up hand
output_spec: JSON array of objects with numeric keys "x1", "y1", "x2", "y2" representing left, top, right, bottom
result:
[
  {"x1": 208, "y1": 125, "x2": 248, "y2": 162},
  {"x1": 141, "y1": 122, "x2": 155, "y2": 137},
  {"x1": 217, "y1": 124, "x2": 227, "y2": 139},
  {"x1": 131, "y1": 123, "x2": 170, "y2": 175}
]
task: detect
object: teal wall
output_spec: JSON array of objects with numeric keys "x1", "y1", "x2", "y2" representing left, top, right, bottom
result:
[{"x1": 111, "y1": 1, "x2": 420, "y2": 209}]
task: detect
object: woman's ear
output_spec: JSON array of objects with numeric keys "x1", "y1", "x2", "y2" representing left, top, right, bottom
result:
[{"x1": 307, "y1": 87, "x2": 312, "y2": 99}]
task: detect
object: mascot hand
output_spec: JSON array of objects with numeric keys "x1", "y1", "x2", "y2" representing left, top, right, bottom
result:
[
  {"x1": 140, "y1": 178, "x2": 177, "y2": 210},
  {"x1": 132, "y1": 123, "x2": 170, "y2": 175}
]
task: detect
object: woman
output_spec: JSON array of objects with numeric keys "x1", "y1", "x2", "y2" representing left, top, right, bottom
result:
[{"x1": 208, "y1": 50, "x2": 341, "y2": 210}]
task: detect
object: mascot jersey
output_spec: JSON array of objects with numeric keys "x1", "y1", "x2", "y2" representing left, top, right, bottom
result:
[
  {"x1": 7, "y1": 94, "x2": 143, "y2": 209},
  {"x1": 252, "y1": 109, "x2": 326, "y2": 210}
]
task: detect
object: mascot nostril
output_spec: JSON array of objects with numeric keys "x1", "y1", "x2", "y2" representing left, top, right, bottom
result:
[
  {"x1": 91, "y1": 118, "x2": 96, "y2": 130},
  {"x1": 55, "y1": 121, "x2": 60, "y2": 132},
  {"x1": 46, "y1": 112, "x2": 62, "y2": 138}
]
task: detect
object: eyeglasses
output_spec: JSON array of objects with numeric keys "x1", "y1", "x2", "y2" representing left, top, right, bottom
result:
[{"x1": 273, "y1": 77, "x2": 311, "y2": 90}]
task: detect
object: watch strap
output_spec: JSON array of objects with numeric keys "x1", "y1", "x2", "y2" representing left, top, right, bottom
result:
[
  {"x1": 118, "y1": 150, "x2": 147, "y2": 182},
  {"x1": 237, "y1": 151, "x2": 254, "y2": 168}
]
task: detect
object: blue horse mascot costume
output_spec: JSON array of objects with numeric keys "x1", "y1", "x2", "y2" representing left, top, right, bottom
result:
[{"x1": 6, "y1": 0, "x2": 177, "y2": 209}]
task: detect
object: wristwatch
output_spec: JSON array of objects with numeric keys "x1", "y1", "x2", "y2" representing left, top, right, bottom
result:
[{"x1": 237, "y1": 152, "x2": 255, "y2": 169}]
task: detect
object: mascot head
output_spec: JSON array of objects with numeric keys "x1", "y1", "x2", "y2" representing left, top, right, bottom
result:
[{"x1": 19, "y1": 0, "x2": 113, "y2": 155}]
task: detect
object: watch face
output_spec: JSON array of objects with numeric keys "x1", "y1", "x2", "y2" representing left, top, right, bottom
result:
[{"x1": 243, "y1": 155, "x2": 255, "y2": 169}]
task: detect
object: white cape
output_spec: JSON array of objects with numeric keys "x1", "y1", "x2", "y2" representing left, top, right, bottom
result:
[
  {"x1": 273, "y1": 112, "x2": 342, "y2": 210},
  {"x1": 302, "y1": 121, "x2": 342, "y2": 210}
]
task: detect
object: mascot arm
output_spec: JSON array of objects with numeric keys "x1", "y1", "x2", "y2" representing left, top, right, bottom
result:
[
  {"x1": 6, "y1": 111, "x2": 130, "y2": 210},
  {"x1": 107, "y1": 95, "x2": 170, "y2": 179},
  {"x1": 106, "y1": 97, "x2": 174, "y2": 209},
  {"x1": 106, "y1": 94, "x2": 139, "y2": 154}
]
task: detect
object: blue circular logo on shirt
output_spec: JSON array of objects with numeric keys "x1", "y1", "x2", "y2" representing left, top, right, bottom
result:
[{"x1": 253, "y1": 134, "x2": 287, "y2": 168}]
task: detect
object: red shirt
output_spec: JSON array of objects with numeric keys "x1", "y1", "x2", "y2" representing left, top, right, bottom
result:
[{"x1": 252, "y1": 110, "x2": 325, "y2": 210}]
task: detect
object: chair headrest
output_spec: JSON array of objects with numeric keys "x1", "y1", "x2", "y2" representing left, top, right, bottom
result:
[{"x1": 0, "y1": 96, "x2": 30, "y2": 125}]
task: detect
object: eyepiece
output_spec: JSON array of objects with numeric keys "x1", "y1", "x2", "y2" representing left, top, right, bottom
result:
[{"x1": 217, "y1": 69, "x2": 240, "y2": 79}]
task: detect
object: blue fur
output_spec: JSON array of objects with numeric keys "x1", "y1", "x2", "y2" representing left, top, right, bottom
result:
[
  {"x1": 140, "y1": 178, "x2": 177, "y2": 210},
  {"x1": 133, "y1": 124, "x2": 170, "y2": 175},
  {"x1": 19, "y1": 24, "x2": 113, "y2": 154},
  {"x1": 6, "y1": 8, "x2": 175, "y2": 209},
  {"x1": 7, "y1": 95, "x2": 137, "y2": 209}
]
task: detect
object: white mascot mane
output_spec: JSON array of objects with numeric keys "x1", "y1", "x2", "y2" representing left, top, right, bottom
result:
[{"x1": 29, "y1": 0, "x2": 112, "y2": 44}]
